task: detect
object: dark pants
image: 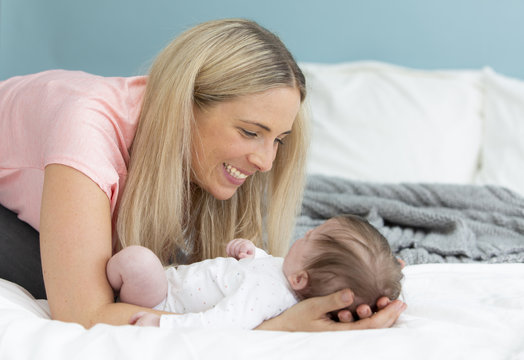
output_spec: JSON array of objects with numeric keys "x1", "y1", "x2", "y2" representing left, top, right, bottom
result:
[{"x1": 0, "y1": 204, "x2": 47, "y2": 299}]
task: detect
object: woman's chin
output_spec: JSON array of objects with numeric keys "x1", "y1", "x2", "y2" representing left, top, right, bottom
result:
[
  {"x1": 209, "y1": 187, "x2": 238, "y2": 201},
  {"x1": 192, "y1": 177, "x2": 238, "y2": 200}
]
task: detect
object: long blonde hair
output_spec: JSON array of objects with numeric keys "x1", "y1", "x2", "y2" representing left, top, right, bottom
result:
[{"x1": 116, "y1": 19, "x2": 309, "y2": 264}]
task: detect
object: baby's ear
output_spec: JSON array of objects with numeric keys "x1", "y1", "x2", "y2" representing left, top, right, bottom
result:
[{"x1": 288, "y1": 270, "x2": 309, "y2": 291}]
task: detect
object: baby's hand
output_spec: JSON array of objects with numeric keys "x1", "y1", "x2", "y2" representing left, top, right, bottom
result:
[
  {"x1": 226, "y1": 238, "x2": 256, "y2": 260},
  {"x1": 129, "y1": 312, "x2": 161, "y2": 327}
]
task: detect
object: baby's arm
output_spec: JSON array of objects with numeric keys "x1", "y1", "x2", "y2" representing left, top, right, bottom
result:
[
  {"x1": 226, "y1": 238, "x2": 256, "y2": 259},
  {"x1": 106, "y1": 245, "x2": 168, "y2": 308},
  {"x1": 159, "y1": 273, "x2": 296, "y2": 330}
]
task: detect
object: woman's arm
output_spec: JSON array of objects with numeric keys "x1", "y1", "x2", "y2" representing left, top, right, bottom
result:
[
  {"x1": 40, "y1": 165, "x2": 403, "y2": 330},
  {"x1": 40, "y1": 164, "x2": 165, "y2": 328},
  {"x1": 255, "y1": 289, "x2": 406, "y2": 331}
]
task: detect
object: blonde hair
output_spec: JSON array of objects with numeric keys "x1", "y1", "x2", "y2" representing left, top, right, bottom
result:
[
  {"x1": 295, "y1": 215, "x2": 403, "y2": 315},
  {"x1": 116, "y1": 19, "x2": 308, "y2": 264}
]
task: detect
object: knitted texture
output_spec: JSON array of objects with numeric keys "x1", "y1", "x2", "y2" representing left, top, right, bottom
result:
[{"x1": 295, "y1": 175, "x2": 524, "y2": 264}]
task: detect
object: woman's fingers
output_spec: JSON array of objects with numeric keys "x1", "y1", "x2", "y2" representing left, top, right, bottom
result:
[
  {"x1": 317, "y1": 289, "x2": 354, "y2": 315},
  {"x1": 343, "y1": 296, "x2": 398, "y2": 322},
  {"x1": 376, "y1": 296, "x2": 391, "y2": 310},
  {"x1": 336, "y1": 309, "x2": 354, "y2": 323},
  {"x1": 256, "y1": 289, "x2": 406, "y2": 331},
  {"x1": 286, "y1": 289, "x2": 356, "y2": 331},
  {"x1": 356, "y1": 297, "x2": 392, "y2": 320},
  {"x1": 356, "y1": 304, "x2": 372, "y2": 319},
  {"x1": 313, "y1": 291, "x2": 406, "y2": 329},
  {"x1": 349, "y1": 300, "x2": 407, "y2": 330}
]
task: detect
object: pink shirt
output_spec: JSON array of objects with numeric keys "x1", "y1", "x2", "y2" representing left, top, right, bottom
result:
[{"x1": 0, "y1": 70, "x2": 146, "y2": 231}]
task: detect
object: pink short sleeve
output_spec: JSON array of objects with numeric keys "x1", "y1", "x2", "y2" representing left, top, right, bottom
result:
[{"x1": 0, "y1": 70, "x2": 146, "y2": 230}]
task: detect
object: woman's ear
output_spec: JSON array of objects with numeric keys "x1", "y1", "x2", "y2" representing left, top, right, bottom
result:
[{"x1": 287, "y1": 270, "x2": 309, "y2": 291}]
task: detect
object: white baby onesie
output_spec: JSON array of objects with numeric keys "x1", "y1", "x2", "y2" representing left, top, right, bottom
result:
[{"x1": 155, "y1": 248, "x2": 298, "y2": 330}]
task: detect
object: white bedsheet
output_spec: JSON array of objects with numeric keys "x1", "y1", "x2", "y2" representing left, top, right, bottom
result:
[{"x1": 1, "y1": 263, "x2": 523, "y2": 360}]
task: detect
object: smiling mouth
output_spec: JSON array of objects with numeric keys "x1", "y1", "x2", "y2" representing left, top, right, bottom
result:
[{"x1": 223, "y1": 163, "x2": 248, "y2": 179}]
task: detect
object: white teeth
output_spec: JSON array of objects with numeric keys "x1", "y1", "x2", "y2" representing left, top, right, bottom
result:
[{"x1": 224, "y1": 163, "x2": 248, "y2": 179}]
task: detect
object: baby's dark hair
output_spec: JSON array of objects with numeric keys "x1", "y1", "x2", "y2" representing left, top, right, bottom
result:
[{"x1": 294, "y1": 214, "x2": 403, "y2": 316}]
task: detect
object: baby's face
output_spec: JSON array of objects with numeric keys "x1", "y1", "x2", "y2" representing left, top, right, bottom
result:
[{"x1": 282, "y1": 219, "x2": 338, "y2": 277}]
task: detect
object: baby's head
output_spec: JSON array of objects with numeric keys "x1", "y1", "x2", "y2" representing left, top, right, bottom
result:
[{"x1": 283, "y1": 214, "x2": 403, "y2": 316}]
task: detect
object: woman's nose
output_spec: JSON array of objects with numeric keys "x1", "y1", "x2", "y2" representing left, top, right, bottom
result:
[{"x1": 248, "y1": 142, "x2": 277, "y2": 172}]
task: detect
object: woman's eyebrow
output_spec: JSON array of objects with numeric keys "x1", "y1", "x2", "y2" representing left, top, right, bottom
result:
[{"x1": 239, "y1": 120, "x2": 292, "y2": 135}]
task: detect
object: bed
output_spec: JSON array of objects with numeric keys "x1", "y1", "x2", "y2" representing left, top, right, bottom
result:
[{"x1": 1, "y1": 61, "x2": 524, "y2": 359}]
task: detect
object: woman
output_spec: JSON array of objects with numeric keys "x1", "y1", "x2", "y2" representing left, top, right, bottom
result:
[{"x1": 0, "y1": 19, "x2": 405, "y2": 330}]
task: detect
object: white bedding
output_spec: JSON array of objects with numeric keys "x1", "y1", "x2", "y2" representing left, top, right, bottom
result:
[{"x1": 1, "y1": 263, "x2": 523, "y2": 360}]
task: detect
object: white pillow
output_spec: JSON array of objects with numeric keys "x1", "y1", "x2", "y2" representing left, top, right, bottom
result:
[
  {"x1": 300, "y1": 61, "x2": 483, "y2": 183},
  {"x1": 474, "y1": 68, "x2": 524, "y2": 196}
]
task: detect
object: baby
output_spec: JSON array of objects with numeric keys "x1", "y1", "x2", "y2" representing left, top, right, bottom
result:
[{"x1": 106, "y1": 214, "x2": 404, "y2": 330}]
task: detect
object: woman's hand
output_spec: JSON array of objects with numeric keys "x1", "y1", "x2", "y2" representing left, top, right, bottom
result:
[{"x1": 255, "y1": 289, "x2": 406, "y2": 331}]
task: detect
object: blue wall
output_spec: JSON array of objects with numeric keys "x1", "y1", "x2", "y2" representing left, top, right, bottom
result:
[{"x1": 1, "y1": 0, "x2": 524, "y2": 80}]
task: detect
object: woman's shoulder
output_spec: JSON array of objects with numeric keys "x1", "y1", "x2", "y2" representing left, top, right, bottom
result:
[
  {"x1": 1, "y1": 69, "x2": 146, "y2": 151},
  {"x1": 1, "y1": 69, "x2": 146, "y2": 102}
]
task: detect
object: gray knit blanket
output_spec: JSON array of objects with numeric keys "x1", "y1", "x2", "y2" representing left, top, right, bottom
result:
[{"x1": 294, "y1": 175, "x2": 524, "y2": 265}]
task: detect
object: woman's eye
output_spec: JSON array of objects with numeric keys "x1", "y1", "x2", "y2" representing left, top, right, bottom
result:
[
  {"x1": 241, "y1": 129, "x2": 257, "y2": 138},
  {"x1": 240, "y1": 128, "x2": 284, "y2": 145}
]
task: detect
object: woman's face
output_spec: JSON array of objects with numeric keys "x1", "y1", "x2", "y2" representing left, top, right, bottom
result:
[{"x1": 191, "y1": 86, "x2": 301, "y2": 200}]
